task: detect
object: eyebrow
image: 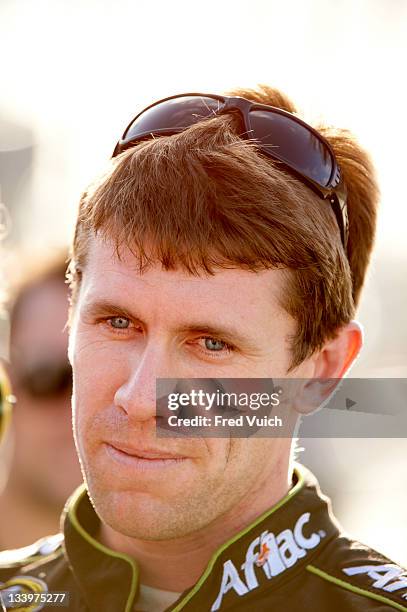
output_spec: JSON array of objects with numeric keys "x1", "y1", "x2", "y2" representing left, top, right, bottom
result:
[
  {"x1": 81, "y1": 298, "x2": 259, "y2": 350},
  {"x1": 81, "y1": 299, "x2": 138, "y2": 321}
]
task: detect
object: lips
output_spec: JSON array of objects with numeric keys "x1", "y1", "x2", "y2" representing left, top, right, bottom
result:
[{"x1": 106, "y1": 442, "x2": 187, "y2": 460}]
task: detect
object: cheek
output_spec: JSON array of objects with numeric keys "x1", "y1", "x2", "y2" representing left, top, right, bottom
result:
[
  {"x1": 226, "y1": 438, "x2": 274, "y2": 479},
  {"x1": 201, "y1": 438, "x2": 263, "y2": 486},
  {"x1": 71, "y1": 366, "x2": 104, "y2": 455},
  {"x1": 201, "y1": 438, "x2": 230, "y2": 472},
  {"x1": 71, "y1": 346, "x2": 130, "y2": 453},
  {"x1": 72, "y1": 335, "x2": 126, "y2": 407}
]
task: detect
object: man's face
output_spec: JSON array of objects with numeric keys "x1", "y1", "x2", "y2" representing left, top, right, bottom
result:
[
  {"x1": 10, "y1": 279, "x2": 81, "y2": 506},
  {"x1": 70, "y1": 237, "x2": 309, "y2": 539}
]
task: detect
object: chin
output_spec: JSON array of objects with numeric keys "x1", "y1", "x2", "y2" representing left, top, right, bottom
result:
[{"x1": 90, "y1": 487, "x2": 198, "y2": 541}]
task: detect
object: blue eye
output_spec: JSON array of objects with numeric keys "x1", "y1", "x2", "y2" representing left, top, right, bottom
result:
[
  {"x1": 204, "y1": 338, "x2": 226, "y2": 351},
  {"x1": 110, "y1": 317, "x2": 130, "y2": 329}
]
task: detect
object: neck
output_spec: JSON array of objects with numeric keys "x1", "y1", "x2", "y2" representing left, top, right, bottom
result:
[{"x1": 99, "y1": 453, "x2": 293, "y2": 592}]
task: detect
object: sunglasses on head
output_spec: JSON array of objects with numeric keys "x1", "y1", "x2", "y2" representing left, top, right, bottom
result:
[
  {"x1": 112, "y1": 93, "x2": 349, "y2": 250},
  {"x1": 16, "y1": 362, "x2": 72, "y2": 400},
  {"x1": 0, "y1": 363, "x2": 12, "y2": 442}
]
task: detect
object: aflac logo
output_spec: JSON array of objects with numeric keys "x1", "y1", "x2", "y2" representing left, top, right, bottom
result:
[
  {"x1": 211, "y1": 512, "x2": 323, "y2": 611},
  {"x1": 343, "y1": 564, "x2": 407, "y2": 599}
]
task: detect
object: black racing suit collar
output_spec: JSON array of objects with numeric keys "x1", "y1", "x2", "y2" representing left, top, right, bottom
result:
[{"x1": 62, "y1": 463, "x2": 340, "y2": 612}]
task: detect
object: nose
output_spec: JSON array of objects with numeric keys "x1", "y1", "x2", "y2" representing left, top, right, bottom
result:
[{"x1": 113, "y1": 345, "x2": 172, "y2": 423}]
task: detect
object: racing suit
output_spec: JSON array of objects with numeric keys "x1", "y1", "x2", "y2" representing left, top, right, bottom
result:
[{"x1": 1, "y1": 464, "x2": 406, "y2": 611}]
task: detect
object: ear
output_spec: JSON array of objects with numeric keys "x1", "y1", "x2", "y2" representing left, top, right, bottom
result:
[
  {"x1": 312, "y1": 320, "x2": 363, "y2": 379},
  {"x1": 292, "y1": 321, "x2": 363, "y2": 415}
]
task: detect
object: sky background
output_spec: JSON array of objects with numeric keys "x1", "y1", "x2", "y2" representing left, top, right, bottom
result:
[{"x1": 1, "y1": 0, "x2": 406, "y2": 565}]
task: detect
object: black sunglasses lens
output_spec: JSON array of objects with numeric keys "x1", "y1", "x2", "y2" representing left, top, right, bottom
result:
[
  {"x1": 20, "y1": 364, "x2": 72, "y2": 399},
  {"x1": 122, "y1": 96, "x2": 222, "y2": 147},
  {"x1": 249, "y1": 110, "x2": 333, "y2": 187}
]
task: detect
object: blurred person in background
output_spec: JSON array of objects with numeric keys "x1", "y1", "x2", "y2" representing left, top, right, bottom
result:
[{"x1": 0, "y1": 252, "x2": 81, "y2": 550}]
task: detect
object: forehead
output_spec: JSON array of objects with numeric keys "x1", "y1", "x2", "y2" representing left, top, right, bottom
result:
[{"x1": 79, "y1": 236, "x2": 290, "y2": 320}]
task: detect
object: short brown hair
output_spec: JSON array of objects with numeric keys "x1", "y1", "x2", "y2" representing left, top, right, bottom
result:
[{"x1": 69, "y1": 85, "x2": 379, "y2": 370}]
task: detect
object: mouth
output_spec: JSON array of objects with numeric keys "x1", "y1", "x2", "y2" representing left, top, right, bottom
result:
[{"x1": 103, "y1": 442, "x2": 189, "y2": 470}]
